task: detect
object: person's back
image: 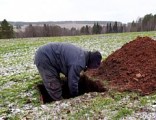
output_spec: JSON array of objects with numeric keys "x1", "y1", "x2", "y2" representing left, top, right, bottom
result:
[{"x1": 35, "y1": 42, "x2": 88, "y2": 76}]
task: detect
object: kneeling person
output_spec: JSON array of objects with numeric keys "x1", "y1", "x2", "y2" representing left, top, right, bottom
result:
[{"x1": 34, "y1": 42, "x2": 102, "y2": 101}]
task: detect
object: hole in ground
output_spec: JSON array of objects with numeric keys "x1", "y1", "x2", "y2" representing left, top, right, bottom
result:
[{"x1": 36, "y1": 75, "x2": 106, "y2": 104}]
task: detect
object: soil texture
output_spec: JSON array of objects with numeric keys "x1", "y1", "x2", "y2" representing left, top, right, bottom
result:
[{"x1": 87, "y1": 37, "x2": 156, "y2": 95}]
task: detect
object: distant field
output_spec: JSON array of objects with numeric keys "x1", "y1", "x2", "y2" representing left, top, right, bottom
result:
[{"x1": 0, "y1": 32, "x2": 156, "y2": 119}]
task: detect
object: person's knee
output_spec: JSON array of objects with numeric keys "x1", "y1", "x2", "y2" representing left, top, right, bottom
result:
[{"x1": 44, "y1": 80, "x2": 63, "y2": 101}]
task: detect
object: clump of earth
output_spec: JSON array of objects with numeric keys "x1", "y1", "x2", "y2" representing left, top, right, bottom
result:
[{"x1": 87, "y1": 36, "x2": 156, "y2": 95}]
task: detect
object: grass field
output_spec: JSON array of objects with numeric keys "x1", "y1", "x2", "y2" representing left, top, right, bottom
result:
[{"x1": 0, "y1": 32, "x2": 156, "y2": 119}]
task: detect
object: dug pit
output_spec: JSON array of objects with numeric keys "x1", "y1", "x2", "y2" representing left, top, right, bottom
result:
[{"x1": 37, "y1": 75, "x2": 106, "y2": 104}]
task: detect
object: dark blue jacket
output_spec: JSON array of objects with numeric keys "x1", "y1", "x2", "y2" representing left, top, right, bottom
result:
[{"x1": 35, "y1": 42, "x2": 89, "y2": 96}]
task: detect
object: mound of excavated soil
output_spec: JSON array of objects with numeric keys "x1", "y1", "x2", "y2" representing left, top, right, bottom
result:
[{"x1": 87, "y1": 36, "x2": 156, "y2": 95}]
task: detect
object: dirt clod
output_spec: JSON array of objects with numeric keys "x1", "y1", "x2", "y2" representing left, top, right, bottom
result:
[{"x1": 87, "y1": 36, "x2": 156, "y2": 95}]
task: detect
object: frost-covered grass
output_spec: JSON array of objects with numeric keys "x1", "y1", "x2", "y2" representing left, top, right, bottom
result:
[{"x1": 0, "y1": 31, "x2": 156, "y2": 119}]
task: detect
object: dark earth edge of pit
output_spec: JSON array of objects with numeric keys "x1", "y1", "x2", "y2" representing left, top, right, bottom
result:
[{"x1": 36, "y1": 75, "x2": 106, "y2": 104}]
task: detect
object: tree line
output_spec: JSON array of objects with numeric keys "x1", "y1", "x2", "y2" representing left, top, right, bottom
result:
[
  {"x1": 15, "y1": 22, "x2": 125, "y2": 38},
  {"x1": 0, "y1": 13, "x2": 156, "y2": 39},
  {"x1": 16, "y1": 24, "x2": 80, "y2": 38},
  {"x1": 129, "y1": 14, "x2": 156, "y2": 32}
]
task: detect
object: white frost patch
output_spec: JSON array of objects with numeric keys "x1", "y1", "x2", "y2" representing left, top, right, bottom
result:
[
  {"x1": 0, "y1": 81, "x2": 16, "y2": 91},
  {"x1": 124, "y1": 112, "x2": 156, "y2": 120}
]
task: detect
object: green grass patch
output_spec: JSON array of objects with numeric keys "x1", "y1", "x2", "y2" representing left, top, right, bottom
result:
[
  {"x1": 68, "y1": 96, "x2": 114, "y2": 119},
  {"x1": 112, "y1": 108, "x2": 133, "y2": 120}
]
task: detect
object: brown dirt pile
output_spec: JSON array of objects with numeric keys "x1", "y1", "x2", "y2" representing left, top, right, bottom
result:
[{"x1": 88, "y1": 36, "x2": 156, "y2": 95}]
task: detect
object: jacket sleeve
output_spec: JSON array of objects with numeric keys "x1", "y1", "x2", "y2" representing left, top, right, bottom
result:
[{"x1": 68, "y1": 65, "x2": 83, "y2": 97}]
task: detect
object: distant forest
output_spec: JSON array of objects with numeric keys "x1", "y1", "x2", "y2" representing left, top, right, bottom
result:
[{"x1": 0, "y1": 13, "x2": 156, "y2": 39}]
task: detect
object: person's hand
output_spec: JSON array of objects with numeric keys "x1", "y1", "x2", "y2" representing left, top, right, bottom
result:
[{"x1": 39, "y1": 94, "x2": 44, "y2": 104}]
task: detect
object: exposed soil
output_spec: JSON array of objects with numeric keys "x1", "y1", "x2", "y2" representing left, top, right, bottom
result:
[{"x1": 87, "y1": 36, "x2": 156, "y2": 95}]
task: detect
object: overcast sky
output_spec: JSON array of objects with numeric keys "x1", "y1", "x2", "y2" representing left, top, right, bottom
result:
[{"x1": 0, "y1": 0, "x2": 156, "y2": 23}]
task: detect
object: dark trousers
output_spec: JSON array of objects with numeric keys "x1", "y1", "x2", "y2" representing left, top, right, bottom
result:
[{"x1": 35, "y1": 52, "x2": 63, "y2": 101}]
